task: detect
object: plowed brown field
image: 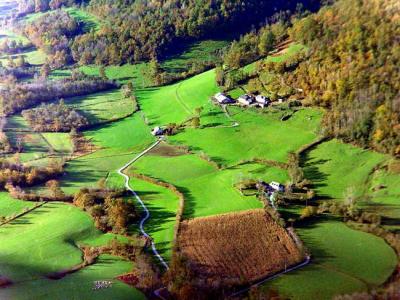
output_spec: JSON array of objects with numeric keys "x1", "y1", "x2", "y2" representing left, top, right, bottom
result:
[{"x1": 178, "y1": 209, "x2": 304, "y2": 286}]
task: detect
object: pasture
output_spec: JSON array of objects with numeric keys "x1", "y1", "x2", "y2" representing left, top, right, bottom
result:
[
  {"x1": 0, "y1": 49, "x2": 46, "y2": 66},
  {"x1": 127, "y1": 176, "x2": 180, "y2": 262},
  {"x1": 64, "y1": 89, "x2": 135, "y2": 124},
  {"x1": 60, "y1": 114, "x2": 154, "y2": 194},
  {"x1": 263, "y1": 218, "x2": 397, "y2": 300},
  {"x1": 302, "y1": 139, "x2": 388, "y2": 199},
  {"x1": 0, "y1": 201, "x2": 144, "y2": 299},
  {"x1": 161, "y1": 39, "x2": 229, "y2": 74},
  {"x1": 302, "y1": 139, "x2": 400, "y2": 229},
  {"x1": 4, "y1": 116, "x2": 73, "y2": 166},
  {"x1": 129, "y1": 153, "x2": 288, "y2": 218},
  {"x1": 0, "y1": 192, "x2": 34, "y2": 218},
  {"x1": 0, "y1": 29, "x2": 30, "y2": 45}
]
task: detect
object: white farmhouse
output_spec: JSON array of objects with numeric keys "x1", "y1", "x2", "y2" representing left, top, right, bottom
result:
[
  {"x1": 255, "y1": 95, "x2": 270, "y2": 107},
  {"x1": 214, "y1": 92, "x2": 234, "y2": 104},
  {"x1": 270, "y1": 181, "x2": 285, "y2": 192},
  {"x1": 238, "y1": 94, "x2": 254, "y2": 106}
]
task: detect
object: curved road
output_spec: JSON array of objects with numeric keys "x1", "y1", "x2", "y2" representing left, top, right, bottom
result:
[{"x1": 117, "y1": 137, "x2": 169, "y2": 270}]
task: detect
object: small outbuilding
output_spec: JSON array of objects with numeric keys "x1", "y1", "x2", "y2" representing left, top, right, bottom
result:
[
  {"x1": 214, "y1": 92, "x2": 235, "y2": 104},
  {"x1": 238, "y1": 94, "x2": 255, "y2": 106},
  {"x1": 151, "y1": 126, "x2": 165, "y2": 136}
]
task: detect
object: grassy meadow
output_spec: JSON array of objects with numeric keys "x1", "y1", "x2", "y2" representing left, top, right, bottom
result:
[
  {"x1": 64, "y1": 89, "x2": 135, "y2": 124},
  {"x1": 264, "y1": 218, "x2": 397, "y2": 300},
  {"x1": 0, "y1": 201, "x2": 144, "y2": 299}
]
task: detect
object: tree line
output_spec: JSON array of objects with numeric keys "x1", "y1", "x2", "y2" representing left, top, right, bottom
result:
[
  {"x1": 0, "y1": 159, "x2": 64, "y2": 190},
  {"x1": 17, "y1": 0, "x2": 84, "y2": 15},
  {"x1": 73, "y1": 187, "x2": 138, "y2": 234},
  {"x1": 0, "y1": 76, "x2": 117, "y2": 115},
  {"x1": 22, "y1": 100, "x2": 89, "y2": 132}
]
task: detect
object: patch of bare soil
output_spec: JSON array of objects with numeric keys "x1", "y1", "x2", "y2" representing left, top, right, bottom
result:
[
  {"x1": 178, "y1": 209, "x2": 304, "y2": 286},
  {"x1": 147, "y1": 142, "x2": 187, "y2": 157}
]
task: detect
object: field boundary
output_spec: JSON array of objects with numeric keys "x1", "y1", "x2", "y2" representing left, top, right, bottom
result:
[
  {"x1": 231, "y1": 255, "x2": 311, "y2": 297},
  {"x1": 0, "y1": 201, "x2": 47, "y2": 227}
]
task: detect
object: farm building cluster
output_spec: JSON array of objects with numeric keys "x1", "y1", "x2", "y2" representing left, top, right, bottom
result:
[
  {"x1": 257, "y1": 181, "x2": 285, "y2": 194},
  {"x1": 213, "y1": 92, "x2": 283, "y2": 108}
]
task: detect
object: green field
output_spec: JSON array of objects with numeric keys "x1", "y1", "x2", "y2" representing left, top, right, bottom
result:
[
  {"x1": 243, "y1": 43, "x2": 307, "y2": 73},
  {"x1": 4, "y1": 116, "x2": 73, "y2": 165},
  {"x1": 41, "y1": 133, "x2": 73, "y2": 155},
  {"x1": 264, "y1": 218, "x2": 397, "y2": 300},
  {"x1": 302, "y1": 139, "x2": 388, "y2": 199},
  {"x1": 127, "y1": 177, "x2": 180, "y2": 261},
  {"x1": 5, "y1": 116, "x2": 51, "y2": 163},
  {"x1": 80, "y1": 64, "x2": 149, "y2": 86},
  {"x1": 0, "y1": 48, "x2": 47, "y2": 66},
  {"x1": 65, "y1": 89, "x2": 135, "y2": 124},
  {"x1": 136, "y1": 69, "x2": 220, "y2": 125},
  {"x1": 60, "y1": 114, "x2": 154, "y2": 194},
  {"x1": 302, "y1": 139, "x2": 400, "y2": 228},
  {"x1": 0, "y1": 192, "x2": 35, "y2": 218},
  {"x1": 0, "y1": 29, "x2": 30, "y2": 45},
  {"x1": 161, "y1": 39, "x2": 229, "y2": 74},
  {"x1": 130, "y1": 154, "x2": 288, "y2": 218},
  {"x1": 0, "y1": 201, "x2": 145, "y2": 300},
  {"x1": 64, "y1": 7, "x2": 101, "y2": 32}
]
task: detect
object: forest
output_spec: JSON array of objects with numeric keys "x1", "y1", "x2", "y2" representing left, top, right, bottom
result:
[
  {"x1": 71, "y1": 0, "x2": 321, "y2": 65},
  {"x1": 222, "y1": 0, "x2": 400, "y2": 156},
  {"x1": 22, "y1": 9, "x2": 82, "y2": 66}
]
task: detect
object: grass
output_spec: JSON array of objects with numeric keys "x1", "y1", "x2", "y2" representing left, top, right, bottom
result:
[
  {"x1": 161, "y1": 39, "x2": 229, "y2": 74},
  {"x1": 5, "y1": 116, "x2": 50, "y2": 163},
  {"x1": 64, "y1": 7, "x2": 101, "y2": 32},
  {"x1": 127, "y1": 177, "x2": 180, "y2": 262},
  {"x1": 369, "y1": 166, "x2": 400, "y2": 228},
  {"x1": 264, "y1": 218, "x2": 397, "y2": 300},
  {"x1": 64, "y1": 89, "x2": 135, "y2": 124},
  {"x1": 60, "y1": 114, "x2": 154, "y2": 194},
  {"x1": 41, "y1": 133, "x2": 73, "y2": 154},
  {"x1": 80, "y1": 64, "x2": 150, "y2": 86},
  {"x1": 243, "y1": 43, "x2": 307, "y2": 74},
  {"x1": 136, "y1": 69, "x2": 220, "y2": 126},
  {"x1": 129, "y1": 153, "x2": 288, "y2": 218},
  {"x1": 0, "y1": 192, "x2": 35, "y2": 218},
  {"x1": 302, "y1": 139, "x2": 400, "y2": 229},
  {"x1": 1, "y1": 254, "x2": 144, "y2": 300},
  {"x1": 171, "y1": 108, "x2": 321, "y2": 166},
  {"x1": 302, "y1": 139, "x2": 388, "y2": 199},
  {"x1": 0, "y1": 49, "x2": 47, "y2": 66},
  {"x1": 5, "y1": 117, "x2": 73, "y2": 166},
  {"x1": 0, "y1": 201, "x2": 145, "y2": 299},
  {"x1": 0, "y1": 29, "x2": 30, "y2": 45}
]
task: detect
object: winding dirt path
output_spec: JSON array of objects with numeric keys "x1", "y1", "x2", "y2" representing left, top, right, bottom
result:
[{"x1": 116, "y1": 137, "x2": 169, "y2": 270}]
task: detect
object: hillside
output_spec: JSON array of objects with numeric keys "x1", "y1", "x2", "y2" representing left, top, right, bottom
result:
[
  {"x1": 0, "y1": 0, "x2": 399, "y2": 299},
  {"x1": 226, "y1": 0, "x2": 400, "y2": 156}
]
